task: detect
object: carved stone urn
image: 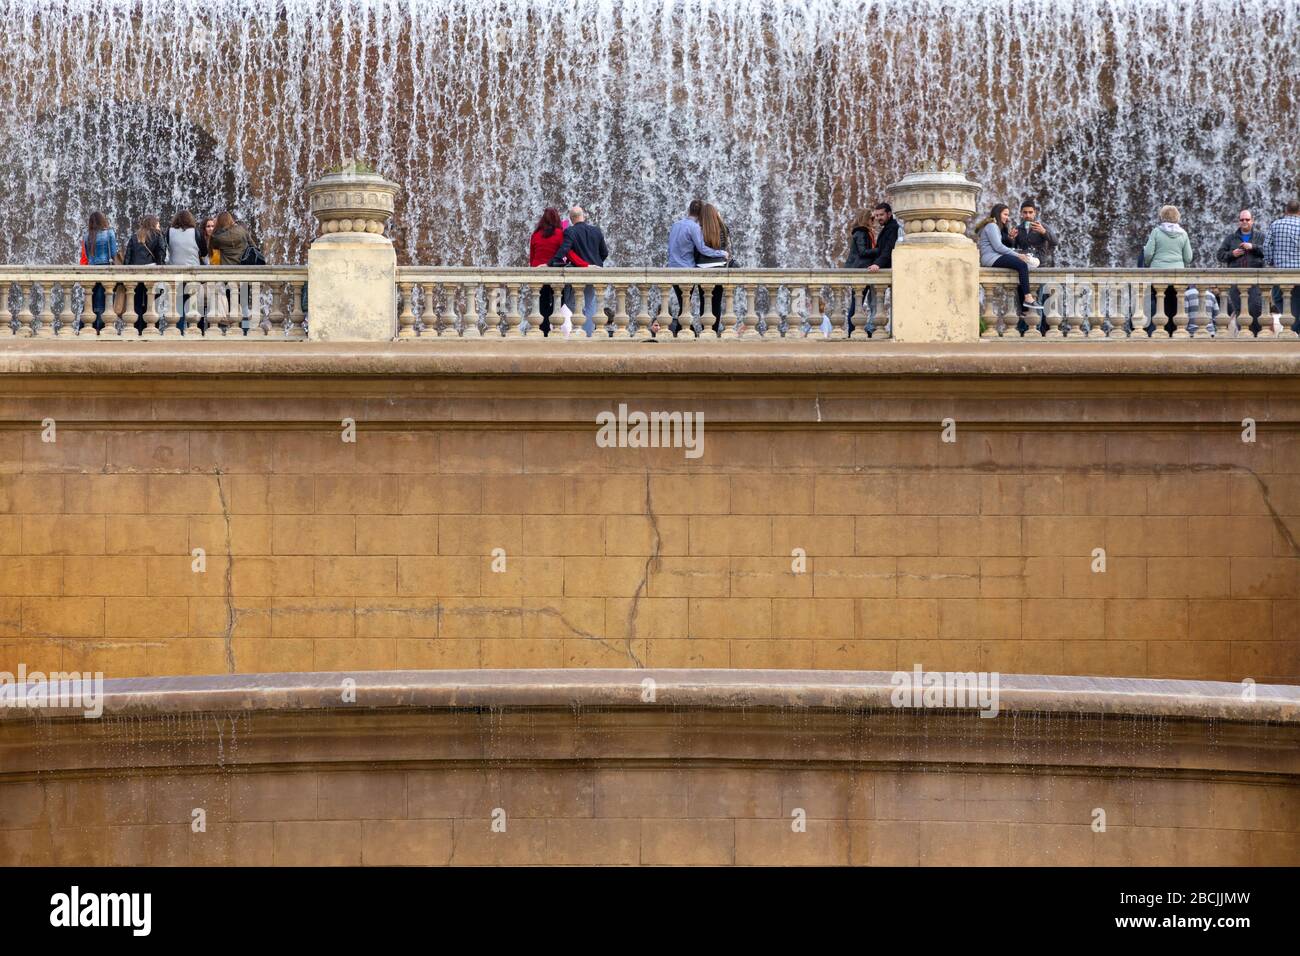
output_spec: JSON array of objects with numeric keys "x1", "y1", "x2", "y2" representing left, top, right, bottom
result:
[
  {"x1": 886, "y1": 161, "x2": 982, "y2": 245},
  {"x1": 305, "y1": 165, "x2": 400, "y2": 237}
]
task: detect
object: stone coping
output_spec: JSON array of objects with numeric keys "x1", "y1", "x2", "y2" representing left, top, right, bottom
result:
[
  {"x1": 3, "y1": 670, "x2": 1296, "y2": 723},
  {"x1": 2, "y1": 341, "x2": 1300, "y2": 378}
]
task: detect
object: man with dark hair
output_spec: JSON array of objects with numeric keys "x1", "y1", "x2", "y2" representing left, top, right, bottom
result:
[
  {"x1": 666, "y1": 198, "x2": 728, "y2": 335},
  {"x1": 847, "y1": 202, "x2": 901, "y2": 335},
  {"x1": 1010, "y1": 200, "x2": 1057, "y2": 267},
  {"x1": 1264, "y1": 199, "x2": 1300, "y2": 333}
]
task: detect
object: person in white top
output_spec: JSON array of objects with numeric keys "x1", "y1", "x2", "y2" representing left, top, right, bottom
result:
[{"x1": 167, "y1": 210, "x2": 207, "y2": 332}]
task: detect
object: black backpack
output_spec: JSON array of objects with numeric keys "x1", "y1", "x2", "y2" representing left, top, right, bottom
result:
[{"x1": 240, "y1": 244, "x2": 267, "y2": 266}]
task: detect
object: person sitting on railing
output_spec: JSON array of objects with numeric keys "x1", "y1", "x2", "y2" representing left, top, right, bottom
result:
[
  {"x1": 1216, "y1": 208, "x2": 1266, "y2": 332},
  {"x1": 201, "y1": 216, "x2": 218, "y2": 264},
  {"x1": 547, "y1": 205, "x2": 608, "y2": 336},
  {"x1": 1141, "y1": 205, "x2": 1193, "y2": 335},
  {"x1": 210, "y1": 212, "x2": 255, "y2": 332},
  {"x1": 666, "y1": 199, "x2": 729, "y2": 336},
  {"x1": 81, "y1": 210, "x2": 117, "y2": 333},
  {"x1": 1010, "y1": 200, "x2": 1057, "y2": 267},
  {"x1": 168, "y1": 210, "x2": 207, "y2": 333},
  {"x1": 975, "y1": 203, "x2": 1041, "y2": 324},
  {"x1": 1264, "y1": 199, "x2": 1300, "y2": 333},
  {"x1": 123, "y1": 215, "x2": 167, "y2": 334}
]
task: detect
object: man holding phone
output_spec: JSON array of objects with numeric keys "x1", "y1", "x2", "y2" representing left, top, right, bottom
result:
[{"x1": 1009, "y1": 200, "x2": 1057, "y2": 267}]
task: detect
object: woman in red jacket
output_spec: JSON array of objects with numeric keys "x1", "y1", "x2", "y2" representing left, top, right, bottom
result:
[{"x1": 529, "y1": 207, "x2": 586, "y2": 333}]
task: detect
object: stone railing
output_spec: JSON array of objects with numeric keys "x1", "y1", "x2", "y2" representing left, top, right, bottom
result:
[
  {"x1": 0, "y1": 266, "x2": 309, "y2": 339},
  {"x1": 393, "y1": 267, "x2": 894, "y2": 339},
  {"x1": 979, "y1": 268, "x2": 1300, "y2": 340}
]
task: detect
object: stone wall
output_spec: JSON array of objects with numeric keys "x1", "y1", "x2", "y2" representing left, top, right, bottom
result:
[{"x1": 0, "y1": 342, "x2": 1297, "y2": 684}]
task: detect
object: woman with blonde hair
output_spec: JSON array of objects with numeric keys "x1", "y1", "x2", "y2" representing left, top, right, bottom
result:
[{"x1": 1142, "y1": 204, "x2": 1193, "y2": 332}]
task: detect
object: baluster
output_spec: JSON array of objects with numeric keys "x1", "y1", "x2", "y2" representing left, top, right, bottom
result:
[
  {"x1": 657, "y1": 283, "x2": 675, "y2": 337},
  {"x1": 1169, "y1": 282, "x2": 1188, "y2": 339},
  {"x1": 630, "y1": 283, "x2": 649, "y2": 338},
  {"x1": 266, "y1": 281, "x2": 286, "y2": 337},
  {"x1": 14, "y1": 282, "x2": 33, "y2": 337},
  {"x1": 487, "y1": 282, "x2": 506, "y2": 337},
  {"x1": 441, "y1": 283, "x2": 460, "y2": 336},
  {"x1": 397, "y1": 281, "x2": 417, "y2": 338},
  {"x1": 34, "y1": 282, "x2": 55, "y2": 338},
  {"x1": 1086, "y1": 281, "x2": 1107, "y2": 338},
  {"x1": 979, "y1": 283, "x2": 998, "y2": 338},
  {"x1": 1128, "y1": 282, "x2": 1148, "y2": 339},
  {"x1": 1108, "y1": 281, "x2": 1131, "y2": 338},
  {"x1": 1044, "y1": 282, "x2": 1063, "y2": 338},
  {"x1": 1212, "y1": 283, "x2": 1233, "y2": 339},
  {"x1": 504, "y1": 282, "x2": 523, "y2": 337},
  {"x1": 826, "y1": 286, "x2": 845, "y2": 339},
  {"x1": 57, "y1": 282, "x2": 75, "y2": 337},
  {"x1": 1190, "y1": 285, "x2": 1213, "y2": 339},
  {"x1": 763, "y1": 284, "x2": 781, "y2": 338},
  {"x1": 465, "y1": 281, "x2": 483, "y2": 337},
  {"x1": 612, "y1": 284, "x2": 629, "y2": 338},
  {"x1": 287, "y1": 283, "x2": 307, "y2": 339},
  {"x1": 417, "y1": 281, "x2": 436, "y2": 336},
  {"x1": 1279, "y1": 283, "x2": 1297, "y2": 339},
  {"x1": 523, "y1": 280, "x2": 543, "y2": 337}
]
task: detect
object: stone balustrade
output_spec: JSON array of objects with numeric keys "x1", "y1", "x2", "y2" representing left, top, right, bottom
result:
[
  {"x1": 394, "y1": 267, "x2": 893, "y2": 339},
  {"x1": 0, "y1": 266, "x2": 308, "y2": 339},
  {"x1": 980, "y1": 268, "x2": 1300, "y2": 340}
]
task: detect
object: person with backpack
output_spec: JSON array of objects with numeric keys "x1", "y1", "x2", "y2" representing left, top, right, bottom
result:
[
  {"x1": 123, "y1": 215, "x2": 167, "y2": 333},
  {"x1": 81, "y1": 211, "x2": 118, "y2": 333},
  {"x1": 210, "y1": 212, "x2": 263, "y2": 332}
]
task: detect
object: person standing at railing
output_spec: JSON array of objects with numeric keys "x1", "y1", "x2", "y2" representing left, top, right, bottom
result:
[
  {"x1": 123, "y1": 215, "x2": 167, "y2": 334},
  {"x1": 666, "y1": 199, "x2": 728, "y2": 336},
  {"x1": 842, "y1": 208, "x2": 875, "y2": 335},
  {"x1": 859, "y1": 202, "x2": 901, "y2": 333},
  {"x1": 1216, "y1": 208, "x2": 1266, "y2": 332},
  {"x1": 167, "y1": 210, "x2": 207, "y2": 333},
  {"x1": 696, "y1": 203, "x2": 732, "y2": 334},
  {"x1": 529, "y1": 207, "x2": 578, "y2": 335},
  {"x1": 81, "y1": 211, "x2": 118, "y2": 333},
  {"x1": 1264, "y1": 199, "x2": 1300, "y2": 333},
  {"x1": 1141, "y1": 205, "x2": 1192, "y2": 335},
  {"x1": 975, "y1": 203, "x2": 1040, "y2": 329},
  {"x1": 210, "y1": 212, "x2": 253, "y2": 333},
  {"x1": 547, "y1": 205, "x2": 608, "y2": 336}
]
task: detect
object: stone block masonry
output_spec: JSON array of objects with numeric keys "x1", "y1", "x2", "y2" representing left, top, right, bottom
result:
[{"x1": 0, "y1": 341, "x2": 1297, "y2": 684}]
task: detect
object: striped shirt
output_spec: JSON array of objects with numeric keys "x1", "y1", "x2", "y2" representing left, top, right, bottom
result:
[{"x1": 1264, "y1": 215, "x2": 1300, "y2": 268}]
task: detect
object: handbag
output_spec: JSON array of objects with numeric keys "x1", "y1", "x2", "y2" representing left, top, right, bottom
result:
[{"x1": 79, "y1": 241, "x2": 88, "y2": 266}]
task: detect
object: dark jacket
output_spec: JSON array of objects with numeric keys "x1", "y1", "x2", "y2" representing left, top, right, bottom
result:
[
  {"x1": 211, "y1": 224, "x2": 251, "y2": 265},
  {"x1": 845, "y1": 226, "x2": 874, "y2": 269},
  {"x1": 1013, "y1": 220, "x2": 1058, "y2": 266},
  {"x1": 548, "y1": 220, "x2": 608, "y2": 267},
  {"x1": 863, "y1": 217, "x2": 900, "y2": 269},
  {"x1": 123, "y1": 230, "x2": 167, "y2": 266},
  {"x1": 1216, "y1": 228, "x2": 1266, "y2": 269}
]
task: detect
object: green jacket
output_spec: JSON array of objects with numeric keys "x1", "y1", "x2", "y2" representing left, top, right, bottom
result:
[{"x1": 1143, "y1": 224, "x2": 1192, "y2": 269}]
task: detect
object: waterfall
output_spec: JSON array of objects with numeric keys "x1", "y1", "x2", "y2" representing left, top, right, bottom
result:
[{"x1": 0, "y1": 0, "x2": 1296, "y2": 268}]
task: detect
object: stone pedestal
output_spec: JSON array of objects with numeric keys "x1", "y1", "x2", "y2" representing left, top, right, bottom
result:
[
  {"x1": 886, "y1": 165, "x2": 983, "y2": 343},
  {"x1": 304, "y1": 167, "x2": 401, "y2": 342},
  {"x1": 306, "y1": 233, "x2": 397, "y2": 341}
]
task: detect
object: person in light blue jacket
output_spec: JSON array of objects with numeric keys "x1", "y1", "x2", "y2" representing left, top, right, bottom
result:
[{"x1": 974, "y1": 203, "x2": 1041, "y2": 322}]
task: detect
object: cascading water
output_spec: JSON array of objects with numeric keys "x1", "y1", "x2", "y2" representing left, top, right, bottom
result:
[{"x1": 0, "y1": 0, "x2": 1296, "y2": 268}]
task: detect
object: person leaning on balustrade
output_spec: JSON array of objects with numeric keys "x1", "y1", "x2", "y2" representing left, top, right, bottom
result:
[
  {"x1": 210, "y1": 212, "x2": 254, "y2": 332},
  {"x1": 123, "y1": 214, "x2": 168, "y2": 333},
  {"x1": 1142, "y1": 205, "x2": 1192, "y2": 335},
  {"x1": 1264, "y1": 199, "x2": 1300, "y2": 332},
  {"x1": 1215, "y1": 208, "x2": 1266, "y2": 330},
  {"x1": 843, "y1": 208, "x2": 875, "y2": 335},
  {"x1": 528, "y1": 206, "x2": 582, "y2": 335},
  {"x1": 696, "y1": 202, "x2": 732, "y2": 333},
  {"x1": 666, "y1": 198, "x2": 728, "y2": 337},
  {"x1": 975, "y1": 203, "x2": 1041, "y2": 324},
  {"x1": 168, "y1": 210, "x2": 208, "y2": 332},
  {"x1": 547, "y1": 205, "x2": 608, "y2": 337},
  {"x1": 80, "y1": 210, "x2": 118, "y2": 332}
]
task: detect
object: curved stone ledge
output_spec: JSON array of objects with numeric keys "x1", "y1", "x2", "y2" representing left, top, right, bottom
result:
[
  {"x1": 3, "y1": 340, "x2": 1300, "y2": 379},
  {"x1": 2, "y1": 669, "x2": 1297, "y2": 723},
  {"x1": 3, "y1": 671, "x2": 1297, "y2": 865}
]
